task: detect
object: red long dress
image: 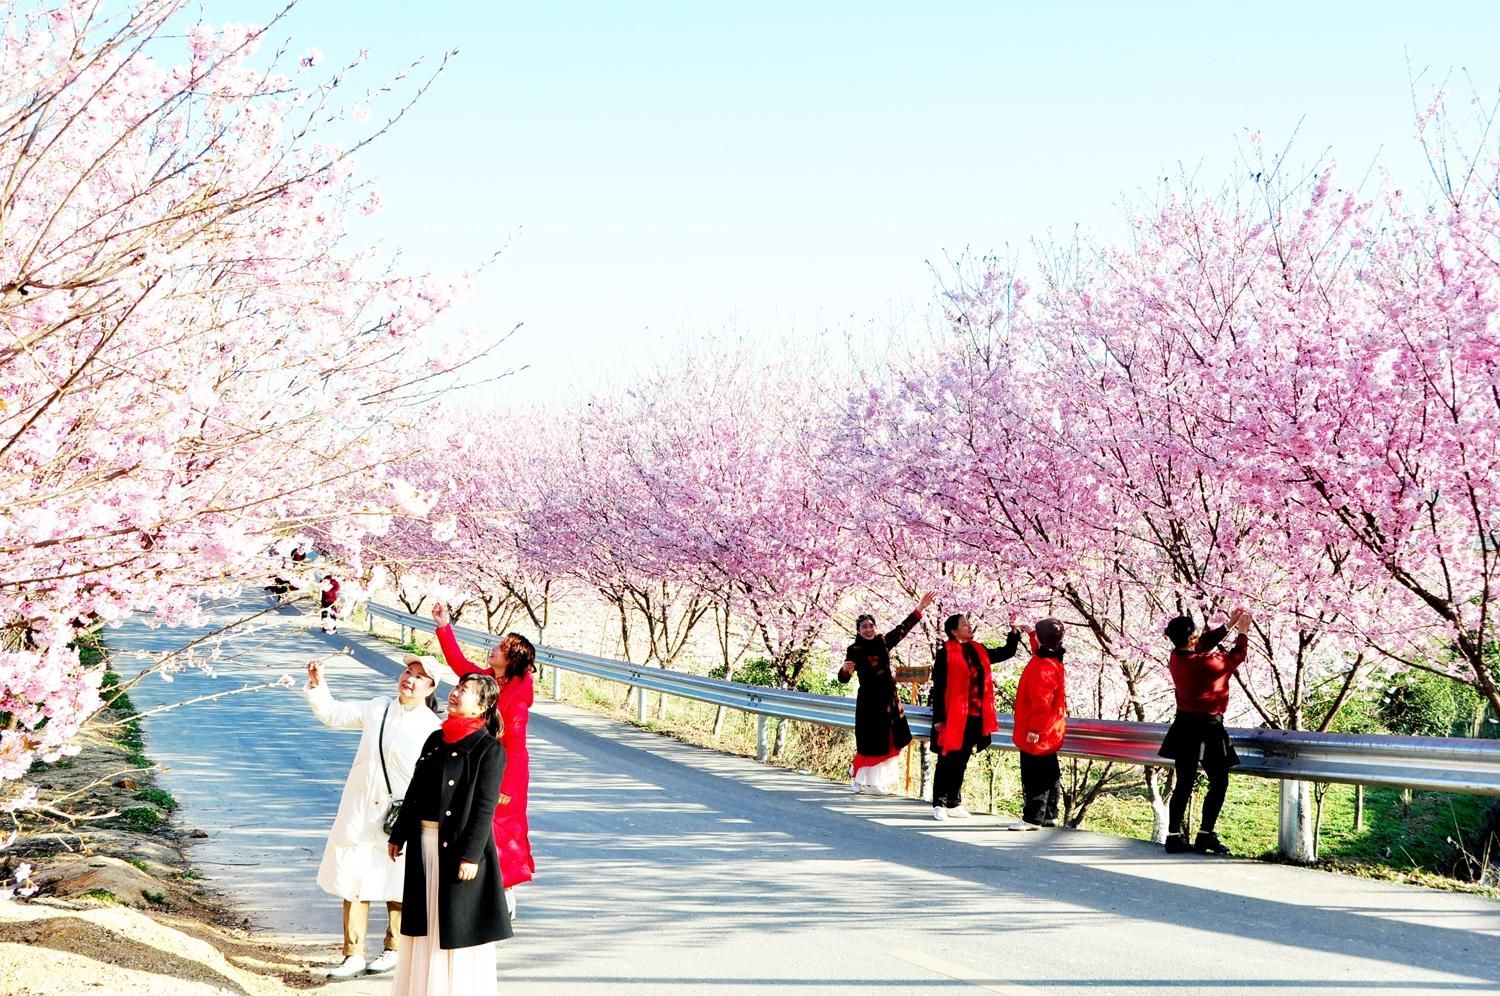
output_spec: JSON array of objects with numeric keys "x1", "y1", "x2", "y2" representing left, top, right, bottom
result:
[{"x1": 435, "y1": 624, "x2": 536, "y2": 888}]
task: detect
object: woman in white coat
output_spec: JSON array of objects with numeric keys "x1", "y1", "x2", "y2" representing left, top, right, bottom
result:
[{"x1": 305, "y1": 653, "x2": 446, "y2": 979}]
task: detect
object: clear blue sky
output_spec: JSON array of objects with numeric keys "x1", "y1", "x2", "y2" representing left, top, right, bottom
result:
[{"x1": 211, "y1": 1, "x2": 1500, "y2": 399}]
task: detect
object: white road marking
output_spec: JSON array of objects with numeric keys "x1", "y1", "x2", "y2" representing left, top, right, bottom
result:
[{"x1": 890, "y1": 947, "x2": 1053, "y2": 996}]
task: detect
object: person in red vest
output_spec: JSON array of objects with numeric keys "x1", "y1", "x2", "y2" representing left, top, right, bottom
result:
[
  {"x1": 928, "y1": 613, "x2": 1021, "y2": 821},
  {"x1": 1159, "y1": 607, "x2": 1251, "y2": 855},
  {"x1": 1009, "y1": 617, "x2": 1067, "y2": 830}
]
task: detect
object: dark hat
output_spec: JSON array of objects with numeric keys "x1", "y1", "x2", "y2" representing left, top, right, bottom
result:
[
  {"x1": 1164, "y1": 616, "x2": 1196, "y2": 649},
  {"x1": 1035, "y1": 618, "x2": 1065, "y2": 650}
]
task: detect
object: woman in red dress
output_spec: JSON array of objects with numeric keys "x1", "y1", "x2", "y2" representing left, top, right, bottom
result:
[{"x1": 430, "y1": 603, "x2": 536, "y2": 919}]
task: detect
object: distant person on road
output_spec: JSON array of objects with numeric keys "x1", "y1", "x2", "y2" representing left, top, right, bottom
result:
[
  {"x1": 929, "y1": 613, "x2": 1022, "y2": 821},
  {"x1": 319, "y1": 574, "x2": 342, "y2": 634},
  {"x1": 304, "y1": 653, "x2": 445, "y2": 980},
  {"x1": 1009, "y1": 619, "x2": 1068, "y2": 831},
  {"x1": 387, "y1": 673, "x2": 513, "y2": 996},
  {"x1": 1160, "y1": 607, "x2": 1251, "y2": 855},
  {"x1": 431, "y1": 602, "x2": 537, "y2": 919},
  {"x1": 837, "y1": 591, "x2": 935, "y2": 795}
]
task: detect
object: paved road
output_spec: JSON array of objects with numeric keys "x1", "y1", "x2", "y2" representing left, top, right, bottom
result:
[{"x1": 110, "y1": 596, "x2": 1500, "y2": 995}]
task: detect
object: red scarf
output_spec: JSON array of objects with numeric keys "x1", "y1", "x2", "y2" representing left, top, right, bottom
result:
[
  {"x1": 937, "y1": 639, "x2": 998, "y2": 753},
  {"x1": 441, "y1": 715, "x2": 486, "y2": 743}
]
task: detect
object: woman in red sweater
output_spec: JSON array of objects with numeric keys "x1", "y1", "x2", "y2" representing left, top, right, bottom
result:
[
  {"x1": 431, "y1": 603, "x2": 537, "y2": 917},
  {"x1": 1159, "y1": 607, "x2": 1251, "y2": 855},
  {"x1": 1009, "y1": 618, "x2": 1067, "y2": 830}
]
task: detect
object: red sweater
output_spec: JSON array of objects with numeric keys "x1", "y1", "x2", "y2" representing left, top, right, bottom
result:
[{"x1": 1168, "y1": 633, "x2": 1249, "y2": 715}]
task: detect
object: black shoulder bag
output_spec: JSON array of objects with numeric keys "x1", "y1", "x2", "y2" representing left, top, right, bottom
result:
[{"x1": 378, "y1": 704, "x2": 404, "y2": 835}]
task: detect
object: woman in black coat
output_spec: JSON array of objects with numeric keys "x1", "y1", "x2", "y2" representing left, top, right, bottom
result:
[
  {"x1": 837, "y1": 591, "x2": 934, "y2": 795},
  {"x1": 387, "y1": 673, "x2": 513, "y2": 994}
]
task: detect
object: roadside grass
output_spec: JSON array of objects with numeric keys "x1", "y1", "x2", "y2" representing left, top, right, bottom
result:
[{"x1": 370, "y1": 619, "x2": 1497, "y2": 895}]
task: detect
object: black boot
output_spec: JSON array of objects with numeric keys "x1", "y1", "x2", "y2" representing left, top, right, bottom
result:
[
  {"x1": 1195, "y1": 831, "x2": 1232, "y2": 855},
  {"x1": 1164, "y1": 832, "x2": 1190, "y2": 854}
]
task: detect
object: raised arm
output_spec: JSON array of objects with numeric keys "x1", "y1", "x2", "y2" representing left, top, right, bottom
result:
[
  {"x1": 987, "y1": 628, "x2": 1024, "y2": 662},
  {"x1": 304, "y1": 661, "x2": 365, "y2": 729},
  {"x1": 886, "y1": 592, "x2": 935, "y2": 649},
  {"x1": 883, "y1": 612, "x2": 922, "y2": 650},
  {"x1": 432, "y1": 602, "x2": 485, "y2": 678}
]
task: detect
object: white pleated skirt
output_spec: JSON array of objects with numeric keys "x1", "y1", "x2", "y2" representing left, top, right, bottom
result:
[{"x1": 391, "y1": 824, "x2": 497, "y2": 996}]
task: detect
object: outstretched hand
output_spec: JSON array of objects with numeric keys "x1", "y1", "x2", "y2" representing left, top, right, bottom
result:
[
  {"x1": 431, "y1": 602, "x2": 450, "y2": 628},
  {"x1": 918, "y1": 591, "x2": 936, "y2": 612}
]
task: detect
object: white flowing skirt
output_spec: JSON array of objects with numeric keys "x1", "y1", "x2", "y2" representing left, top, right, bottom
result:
[
  {"x1": 391, "y1": 825, "x2": 497, "y2": 996},
  {"x1": 852, "y1": 754, "x2": 901, "y2": 793}
]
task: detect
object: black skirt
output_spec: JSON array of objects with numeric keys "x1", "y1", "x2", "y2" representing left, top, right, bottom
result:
[{"x1": 1159, "y1": 711, "x2": 1239, "y2": 768}]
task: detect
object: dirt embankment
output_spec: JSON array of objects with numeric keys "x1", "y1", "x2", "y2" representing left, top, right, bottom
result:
[{"x1": 0, "y1": 690, "x2": 338, "y2": 995}]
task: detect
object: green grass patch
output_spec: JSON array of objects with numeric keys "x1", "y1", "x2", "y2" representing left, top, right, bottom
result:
[
  {"x1": 132, "y1": 787, "x2": 177, "y2": 812},
  {"x1": 115, "y1": 807, "x2": 164, "y2": 833},
  {"x1": 97, "y1": 663, "x2": 134, "y2": 715},
  {"x1": 141, "y1": 890, "x2": 166, "y2": 905},
  {"x1": 76, "y1": 889, "x2": 118, "y2": 905}
]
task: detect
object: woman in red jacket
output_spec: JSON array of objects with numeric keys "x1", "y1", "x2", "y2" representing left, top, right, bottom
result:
[
  {"x1": 1009, "y1": 618, "x2": 1067, "y2": 831},
  {"x1": 1159, "y1": 607, "x2": 1250, "y2": 855},
  {"x1": 430, "y1": 603, "x2": 536, "y2": 918}
]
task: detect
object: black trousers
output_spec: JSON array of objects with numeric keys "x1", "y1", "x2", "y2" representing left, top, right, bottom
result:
[
  {"x1": 931, "y1": 744, "x2": 973, "y2": 809},
  {"x1": 1019, "y1": 751, "x2": 1061, "y2": 825},
  {"x1": 1169, "y1": 756, "x2": 1230, "y2": 834}
]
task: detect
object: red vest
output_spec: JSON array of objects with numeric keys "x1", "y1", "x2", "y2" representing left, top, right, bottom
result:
[{"x1": 937, "y1": 639, "x2": 998, "y2": 752}]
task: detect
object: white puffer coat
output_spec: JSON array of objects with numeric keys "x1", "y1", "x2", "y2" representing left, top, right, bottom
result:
[{"x1": 305, "y1": 679, "x2": 441, "y2": 901}]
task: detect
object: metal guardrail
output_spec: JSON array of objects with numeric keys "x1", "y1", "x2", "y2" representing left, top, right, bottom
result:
[{"x1": 362, "y1": 601, "x2": 1500, "y2": 856}]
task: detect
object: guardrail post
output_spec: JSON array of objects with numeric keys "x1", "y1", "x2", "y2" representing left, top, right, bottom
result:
[
  {"x1": 551, "y1": 664, "x2": 561, "y2": 700},
  {"x1": 1278, "y1": 779, "x2": 1317, "y2": 862},
  {"x1": 756, "y1": 715, "x2": 770, "y2": 762},
  {"x1": 918, "y1": 742, "x2": 929, "y2": 801},
  {"x1": 636, "y1": 686, "x2": 648, "y2": 724}
]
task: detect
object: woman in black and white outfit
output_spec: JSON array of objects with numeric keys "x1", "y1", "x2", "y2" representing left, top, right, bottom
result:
[{"x1": 387, "y1": 673, "x2": 513, "y2": 995}]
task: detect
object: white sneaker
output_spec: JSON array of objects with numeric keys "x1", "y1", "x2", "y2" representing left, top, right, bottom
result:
[
  {"x1": 328, "y1": 954, "x2": 366, "y2": 979},
  {"x1": 849, "y1": 782, "x2": 863, "y2": 794},
  {"x1": 504, "y1": 887, "x2": 516, "y2": 920},
  {"x1": 865, "y1": 785, "x2": 889, "y2": 796},
  {"x1": 1008, "y1": 820, "x2": 1042, "y2": 831},
  {"x1": 947, "y1": 806, "x2": 972, "y2": 819},
  {"x1": 932, "y1": 806, "x2": 950, "y2": 821},
  {"x1": 367, "y1": 949, "x2": 399, "y2": 973}
]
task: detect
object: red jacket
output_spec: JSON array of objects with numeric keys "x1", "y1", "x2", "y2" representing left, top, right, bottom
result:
[
  {"x1": 1013, "y1": 637, "x2": 1067, "y2": 755},
  {"x1": 1168, "y1": 633, "x2": 1248, "y2": 715}
]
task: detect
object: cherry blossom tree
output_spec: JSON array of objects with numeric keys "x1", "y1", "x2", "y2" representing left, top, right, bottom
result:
[{"x1": 0, "y1": 1, "x2": 488, "y2": 780}]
